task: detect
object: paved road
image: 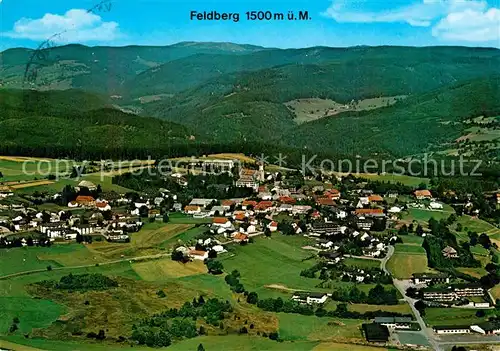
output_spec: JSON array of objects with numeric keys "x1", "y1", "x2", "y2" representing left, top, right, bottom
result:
[
  {"x1": 393, "y1": 279, "x2": 442, "y2": 351},
  {"x1": 384, "y1": 245, "x2": 441, "y2": 350},
  {"x1": 380, "y1": 245, "x2": 394, "y2": 274}
]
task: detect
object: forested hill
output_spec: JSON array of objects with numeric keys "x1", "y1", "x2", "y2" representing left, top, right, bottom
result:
[
  {"x1": 0, "y1": 90, "x2": 197, "y2": 159},
  {"x1": 0, "y1": 43, "x2": 499, "y2": 159}
]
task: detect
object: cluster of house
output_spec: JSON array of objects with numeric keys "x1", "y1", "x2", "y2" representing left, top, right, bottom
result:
[
  {"x1": 411, "y1": 273, "x2": 490, "y2": 307},
  {"x1": 174, "y1": 237, "x2": 227, "y2": 261}
]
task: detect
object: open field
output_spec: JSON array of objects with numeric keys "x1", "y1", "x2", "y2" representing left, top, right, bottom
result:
[
  {"x1": 457, "y1": 267, "x2": 488, "y2": 279},
  {"x1": 424, "y1": 307, "x2": 488, "y2": 327},
  {"x1": 387, "y1": 251, "x2": 433, "y2": 279},
  {"x1": 331, "y1": 172, "x2": 428, "y2": 187},
  {"x1": 393, "y1": 243, "x2": 426, "y2": 254},
  {"x1": 132, "y1": 258, "x2": 207, "y2": 280},
  {"x1": 220, "y1": 235, "x2": 324, "y2": 298},
  {"x1": 278, "y1": 313, "x2": 365, "y2": 343},
  {"x1": 491, "y1": 283, "x2": 500, "y2": 300},
  {"x1": 285, "y1": 96, "x2": 404, "y2": 124},
  {"x1": 403, "y1": 205, "x2": 455, "y2": 225},
  {"x1": 0, "y1": 246, "x2": 69, "y2": 276},
  {"x1": 348, "y1": 303, "x2": 412, "y2": 315},
  {"x1": 0, "y1": 157, "x2": 77, "y2": 183},
  {"x1": 169, "y1": 212, "x2": 213, "y2": 224},
  {"x1": 0, "y1": 297, "x2": 65, "y2": 335},
  {"x1": 454, "y1": 215, "x2": 500, "y2": 245},
  {"x1": 343, "y1": 257, "x2": 381, "y2": 269},
  {"x1": 131, "y1": 222, "x2": 194, "y2": 248},
  {"x1": 0, "y1": 223, "x2": 200, "y2": 276},
  {"x1": 400, "y1": 235, "x2": 424, "y2": 246}
]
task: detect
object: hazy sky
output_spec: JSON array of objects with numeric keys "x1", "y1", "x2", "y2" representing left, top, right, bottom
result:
[{"x1": 1, "y1": 0, "x2": 499, "y2": 50}]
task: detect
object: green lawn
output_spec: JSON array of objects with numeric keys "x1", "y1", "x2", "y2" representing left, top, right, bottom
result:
[
  {"x1": 387, "y1": 250, "x2": 433, "y2": 279},
  {"x1": 403, "y1": 205, "x2": 455, "y2": 224},
  {"x1": 169, "y1": 212, "x2": 212, "y2": 224},
  {"x1": 393, "y1": 243, "x2": 426, "y2": 255},
  {"x1": 347, "y1": 173, "x2": 429, "y2": 187},
  {"x1": 424, "y1": 307, "x2": 489, "y2": 327},
  {"x1": 160, "y1": 226, "x2": 208, "y2": 248},
  {"x1": 400, "y1": 235, "x2": 424, "y2": 246},
  {"x1": 0, "y1": 246, "x2": 67, "y2": 277},
  {"x1": 0, "y1": 159, "x2": 72, "y2": 182},
  {"x1": 454, "y1": 215, "x2": 500, "y2": 245},
  {"x1": 343, "y1": 257, "x2": 380, "y2": 270},
  {"x1": 0, "y1": 297, "x2": 64, "y2": 334},
  {"x1": 220, "y1": 235, "x2": 323, "y2": 298},
  {"x1": 278, "y1": 313, "x2": 364, "y2": 342}
]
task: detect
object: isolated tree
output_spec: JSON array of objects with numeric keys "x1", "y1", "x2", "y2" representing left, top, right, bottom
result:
[
  {"x1": 208, "y1": 249, "x2": 217, "y2": 259},
  {"x1": 197, "y1": 344, "x2": 205, "y2": 351},
  {"x1": 246, "y1": 291, "x2": 259, "y2": 304},
  {"x1": 171, "y1": 250, "x2": 185, "y2": 262},
  {"x1": 415, "y1": 300, "x2": 426, "y2": 316},
  {"x1": 206, "y1": 259, "x2": 223, "y2": 275}
]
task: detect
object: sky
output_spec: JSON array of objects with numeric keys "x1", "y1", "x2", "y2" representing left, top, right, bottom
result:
[{"x1": 0, "y1": 0, "x2": 499, "y2": 50}]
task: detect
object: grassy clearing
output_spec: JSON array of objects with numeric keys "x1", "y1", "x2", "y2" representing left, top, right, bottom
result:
[
  {"x1": 285, "y1": 97, "x2": 403, "y2": 125},
  {"x1": 331, "y1": 172, "x2": 428, "y2": 187},
  {"x1": 278, "y1": 313, "x2": 364, "y2": 342},
  {"x1": 490, "y1": 284, "x2": 500, "y2": 300},
  {"x1": 343, "y1": 257, "x2": 380, "y2": 270},
  {"x1": 400, "y1": 235, "x2": 424, "y2": 246},
  {"x1": 38, "y1": 223, "x2": 199, "y2": 265},
  {"x1": 220, "y1": 235, "x2": 323, "y2": 298},
  {"x1": 348, "y1": 303, "x2": 412, "y2": 315},
  {"x1": 169, "y1": 212, "x2": 213, "y2": 224},
  {"x1": 403, "y1": 206, "x2": 455, "y2": 225},
  {"x1": 454, "y1": 215, "x2": 500, "y2": 245},
  {"x1": 0, "y1": 246, "x2": 86, "y2": 276},
  {"x1": 132, "y1": 259, "x2": 207, "y2": 280},
  {"x1": 393, "y1": 243, "x2": 426, "y2": 254},
  {"x1": 131, "y1": 222, "x2": 194, "y2": 248},
  {"x1": 457, "y1": 267, "x2": 488, "y2": 279},
  {"x1": 160, "y1": 226, "x2": 207, "y2": 249},
  {"x1": 387, "y1": 253, "x2": 433, "y2": 279},
  {"x1": 0, "y1": 297, "x2": 65, "y2": 334},
  {"x1": 424, "y1": 307, "x2": 487, "y2": 326},
  {"x1": 0, "y1": 261, "x2": 140, "y2": 298},
  {"x1": 27, "y1": 276, "x2": 207, "y2": 340},
  {"x1": 0, "y1": 159, "x2": 68, "y2": 182}
]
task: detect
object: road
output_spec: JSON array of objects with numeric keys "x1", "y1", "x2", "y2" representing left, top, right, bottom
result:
[
  {"x1": 380, "y1": 245, "x2": 394, "y2": 274},
  {"x1": 382, "y1": 245, "x2": 441, "y2": 350}
]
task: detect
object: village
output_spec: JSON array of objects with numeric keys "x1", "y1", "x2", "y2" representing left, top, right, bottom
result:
[{"x1": 1, "y1": 156, "x2": 500, "y2": 351}]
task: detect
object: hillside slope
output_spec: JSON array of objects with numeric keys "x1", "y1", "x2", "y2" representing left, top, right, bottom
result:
[
  {"x1": 0, "y1": 90, "x2": 196, "y2": 159},
  {"x1": 0, "y1": 42, "x2": 266, "y2": 93}
]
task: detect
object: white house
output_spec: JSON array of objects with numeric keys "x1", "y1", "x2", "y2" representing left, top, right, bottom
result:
[
  {"x1": 388, "y1": 206, "x2": 402, "y2": 213},
  {"x1": 429, "y1": 202, "x2": 444, "y2": 210},
  {"x1": 292, "y1": 292, "x2": 328, "y2": 305}
]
